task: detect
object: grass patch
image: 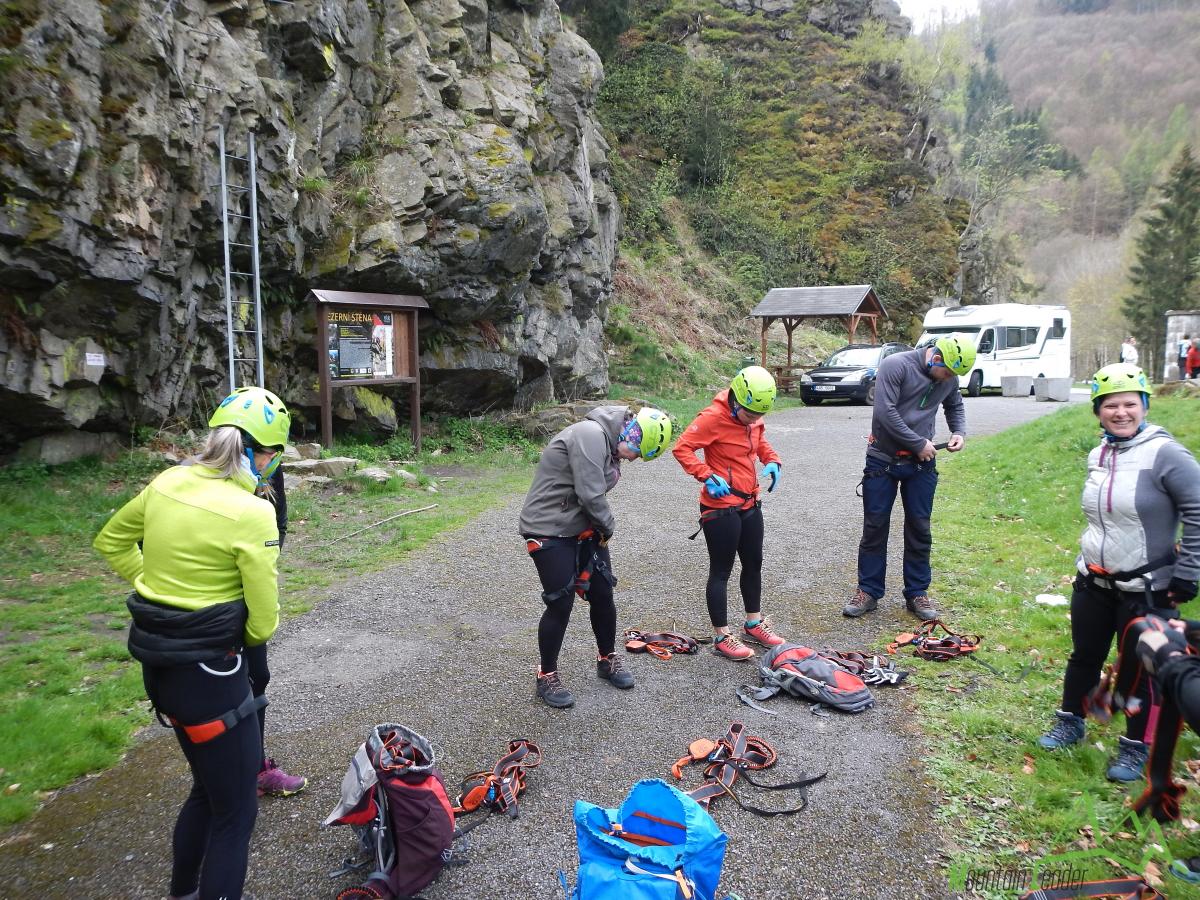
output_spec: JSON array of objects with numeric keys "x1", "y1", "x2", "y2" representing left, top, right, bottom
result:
[
  {"x1": 918, "y1": 394, "x2": 1200, "y2": 896},
  {"x1": 0, "y1": 418, "x2": 537, "y2": 825}
]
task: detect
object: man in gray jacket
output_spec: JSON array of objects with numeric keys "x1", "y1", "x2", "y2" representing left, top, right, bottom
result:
[
  {"x1": 843, "y1": 335, "x2": 974, "y2": 621},
  {"x1": 520, "y1": 405, "x2": 672, "y2": 709}
]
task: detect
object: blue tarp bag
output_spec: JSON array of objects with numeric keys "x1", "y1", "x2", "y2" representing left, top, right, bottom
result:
[{"x1": 569, "y1": 779, "x2": 727, "y2": 900}]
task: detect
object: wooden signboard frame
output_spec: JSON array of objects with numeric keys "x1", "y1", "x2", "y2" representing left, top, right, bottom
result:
[{"x1": 310, "y1": 289, "x2": 429, "y2": 453}]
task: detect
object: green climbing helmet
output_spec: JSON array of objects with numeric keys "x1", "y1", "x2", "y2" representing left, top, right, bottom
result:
[
  {"x1": 1091, "y1": 363, "x2": 1151, "y2": 408},
  {"x1": 635, "y1": 407, "x2": 673, "y2": 460},
  {"x1": 209, "y1": 386, "x2": 292, "y2": 449},
  {"x1": 730, "y1": 365, "x2": 777, "y2": 414},
  {"x1": 934, "y1": 334, "x2": 977, "y2": 377}
]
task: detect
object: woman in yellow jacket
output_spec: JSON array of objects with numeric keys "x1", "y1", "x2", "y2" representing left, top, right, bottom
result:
[{"x1": 94, "y1": 386, "x2": 289, "y2": 900}]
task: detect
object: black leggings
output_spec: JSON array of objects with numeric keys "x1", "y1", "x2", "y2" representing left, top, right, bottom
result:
[
  {"x1": 700, "y1": 504, "x2": 764, "y2": 629},
  {"x1": 529, "y1": 537, "x2": 617, "y2": 674},
  {"x1": 1159, "y1": 654, "x2": 1200, "y2": 732},
  {"x1": 245, "y1": 642, "x2": 269, "y2": 769},
  {"x1": 1061, "y1": 575, "x2": 1172, "y2": 741},
  {"x1": 142, "y1": 654, "x2": 260, "y2": 900}
]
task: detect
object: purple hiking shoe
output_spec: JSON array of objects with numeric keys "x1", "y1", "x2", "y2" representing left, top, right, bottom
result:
[{"x1": 257, "y1": 758, "x2": 307, "y2": 797}]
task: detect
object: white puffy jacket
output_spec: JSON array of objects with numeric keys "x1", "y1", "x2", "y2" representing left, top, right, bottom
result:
[{"x1": 1076, "y1": 424, "x2": 1200, "y2": 592}]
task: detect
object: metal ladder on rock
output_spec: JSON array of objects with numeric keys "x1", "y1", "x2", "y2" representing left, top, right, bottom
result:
[{"x1": 216, "y1": 125, "x2": 265, "y2": 390}]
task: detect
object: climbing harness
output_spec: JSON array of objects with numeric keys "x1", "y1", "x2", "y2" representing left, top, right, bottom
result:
[
  {"x1": 624, "y1": 629, "x2": 703, "y2": 660},
  {"x1": 1087, "y1": 615, "x2": 1194, "y2": 824},
  {"x1": 689, "y1": 468, "x2": 760, "y2": 539},
  {"x1": 888, "y1": 619, "x2": 982, "y2": 661},
  {"x1": 670, "y1": 722, "x2": 825, "y2": 816},
  {"x1": 856, "y1": 440, "x2": 948, "y2": 496},
  {"x1": 1018, "y1": 876, "x2": 1164, "y2": 899},
  {"x1": 157, "y1": 690, "x2": 266, "y2": 744},
  {"x1": 532, "y1": 530, "x2": 616, "y2": 605},
  {"x1": 451, "y1": 739, "x2": 542, "y2": 832},
  {"x1": 1082, "y1": 552, "x2": 1177, "y2": 610},
  {"x1": 813, "y1": 649, "x2": 908, "y2": 686}
]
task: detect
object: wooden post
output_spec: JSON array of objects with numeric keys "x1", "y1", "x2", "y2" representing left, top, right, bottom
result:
[
  {"x1": 760, "y1": 318, "x2": 770, "y2": 367},
  {"x1": 317, "y1": 302, "x2": 333, "y2": 450},
  {"x1": 784, "y1": 318, "x2": 796, "y2": 370},
  {"x1": 869, "y1": 315, "x2": 878, "y2": 343},
  {"x1": 409, "y1": 309, "x2": 421, "y2": 453}
]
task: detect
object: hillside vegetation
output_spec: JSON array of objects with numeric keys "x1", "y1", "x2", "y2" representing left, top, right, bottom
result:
[
  {"x1": 591, "y1": 0, "x2": 963, "y2": 377},
  {"x1": 938, "y1": 0, "x2": 1200, "y2": 372}
]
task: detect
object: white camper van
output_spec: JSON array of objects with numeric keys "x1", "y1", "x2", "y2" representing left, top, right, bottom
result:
[{"x1": 918, "y1": 304, "x2": 1071, "y2": 396}]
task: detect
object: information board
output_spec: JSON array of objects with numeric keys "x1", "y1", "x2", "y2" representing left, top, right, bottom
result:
[{"x1": 327, "y1": 309, "x2": 395, "y2": 380}]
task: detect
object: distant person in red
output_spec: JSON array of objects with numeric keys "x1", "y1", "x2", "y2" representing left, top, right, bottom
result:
[{"x1": 1188, "y1": 339, "x2": 1200, "y2": 380}]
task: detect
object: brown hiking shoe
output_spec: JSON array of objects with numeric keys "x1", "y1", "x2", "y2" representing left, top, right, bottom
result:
[
  {"x1": 906, "y1": 593, "x2": 939, "y2": 621},
  {"x1": 536, "y1": 670, "x2": 575, "y2": 709},
  {"x1": 842, "y1": 589, "x2": 879, "y2": 618}
]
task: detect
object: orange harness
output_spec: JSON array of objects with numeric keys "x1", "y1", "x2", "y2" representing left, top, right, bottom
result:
[
  {"x1": 451, "y1": 739, "x2": 542, "y2": 821},
  {"x1": 624, "y1": 629, "x2": 702, "y2": 660},
  {"x1": 888, "y1": 619, "x2": 982, "y2": 661},
  {"x1": 161, "y1": 691, "x2": 266, "y2": 744},
  {"x1": 671, "y1": 722, "x2": 824, "y2": 816}
]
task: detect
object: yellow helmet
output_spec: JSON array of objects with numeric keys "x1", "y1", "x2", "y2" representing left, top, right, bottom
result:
[
  {"x1": 634, "y1": 407, "x2": 673, "y2": 460},
  {"x1": 1091, "y1": 364, "x2": 1151, "y2": 409},
  {"x1": 209, "y1": 386, "x2": 292, "y2": 449},
  {"x1": 934, "y1": 335, "x2": 977, "y2": 377},
  {"x1": 730, "y1": 366, "x2": 776, "y2": 414}
]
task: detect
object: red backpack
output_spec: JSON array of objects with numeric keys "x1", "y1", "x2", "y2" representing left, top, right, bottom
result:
[
  {"x1": 324, "y1": 724, "x2": 455, "y2": 900},
  {"x1": 749, "y1": 644, "x2": 876, "y2": 713}
]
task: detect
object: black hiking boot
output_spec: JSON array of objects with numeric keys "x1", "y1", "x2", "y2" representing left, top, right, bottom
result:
[
  {"x1": 536, "y1": 670, "x2": 575, "y2": 709},
  {"x1": 905, "y1": 593, "x2": 939, "y2": 621},
  {"x1": 842, "y1": 589, "x2": 879, "y2": 618},
  {"x1": 597, "y1": 653, "x2": 635, "y2": 689}
]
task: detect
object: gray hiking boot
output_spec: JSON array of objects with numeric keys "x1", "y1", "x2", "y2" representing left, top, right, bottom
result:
[
  {"x1": 536, "y1": 670, "x2": 575, "y2": 709},
  {"x1": 1106, "y1": 736, "x2": 1149, "y2": 782},
  {"x1": 597, "y1": 653, "x2": 635, "y2": 689},
  {"x1": 843, "y1": 589, "x2": 879, "y2": 618},
  {"x1": 1038, "y1": 709, "x2": 1086, "y2": 750},
  {"x1": 905, "y1": 593, "x2": 939, "y2": 621}
]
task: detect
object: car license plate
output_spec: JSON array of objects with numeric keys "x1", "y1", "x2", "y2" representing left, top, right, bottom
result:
[{"x1": 814, "y1": 385, "x2": 835, "y2": 392}]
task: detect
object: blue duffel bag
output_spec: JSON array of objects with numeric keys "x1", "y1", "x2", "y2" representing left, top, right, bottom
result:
[{"x1": 569, "y1": 779, "x2": 727, "y2": 900}]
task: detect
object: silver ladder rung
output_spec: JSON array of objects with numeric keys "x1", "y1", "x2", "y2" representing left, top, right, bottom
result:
[
  {"x1": 231, "y1": 300, "x2": 255, "y2": 305},
  {"x1": 234, "y1": 357, "x2": 259, "y2": 363},
  {"x1": 227, "y1": 212, "x2": 251, "y2": 220},
  {"x1": 225, "y1": 154, "x2": 248, "y2": 162},
  {"x1": 233, "y1": 329, "x2": 257, "y2": 334},
  {"x1": 228, "y1": 241, "x2": 252, "y2": 248},
  {"x1": 230, "y1": 271, "x2": 255, "y2": 277}
]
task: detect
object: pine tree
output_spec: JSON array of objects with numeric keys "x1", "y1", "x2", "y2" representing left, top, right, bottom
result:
[{"x1": 1123, "y1": 145, "x2": 1200, "y2": 377}]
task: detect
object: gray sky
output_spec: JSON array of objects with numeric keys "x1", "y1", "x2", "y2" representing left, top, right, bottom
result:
[{"x1": 896, "y1": 0, "x2": 981, "y2": 31}]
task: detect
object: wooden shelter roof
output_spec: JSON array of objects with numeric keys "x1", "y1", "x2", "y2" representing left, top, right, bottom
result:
[{"x1": 750, "y1": 285, "x2": 886, "y2": 319}]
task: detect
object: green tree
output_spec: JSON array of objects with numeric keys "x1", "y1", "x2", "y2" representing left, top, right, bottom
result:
[
  {"x1": 1123, "y1": 145, "x2": 1200, "y2": 378},
  {"x1": 561, "y1": 0, "x2": 630, "y2": 60}
]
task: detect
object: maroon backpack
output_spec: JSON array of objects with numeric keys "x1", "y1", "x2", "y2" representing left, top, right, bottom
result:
[{"x1": 325, "y1": 724, "x2": 456, "y2": 900}]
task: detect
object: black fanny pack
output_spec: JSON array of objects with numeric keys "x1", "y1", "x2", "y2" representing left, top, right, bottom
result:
[{"x1": 126, "y1": 593, "x2": 247, "y2": 667}]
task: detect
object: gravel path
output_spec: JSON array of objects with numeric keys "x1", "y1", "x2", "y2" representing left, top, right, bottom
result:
[{"x1": 0, "y1": 394, "x2": 1080, "y2": 900}]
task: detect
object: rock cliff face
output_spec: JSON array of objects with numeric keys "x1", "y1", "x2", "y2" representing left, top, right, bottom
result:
[{"x1": 0, "y1": 0, "x2": 617, "y2": 452}]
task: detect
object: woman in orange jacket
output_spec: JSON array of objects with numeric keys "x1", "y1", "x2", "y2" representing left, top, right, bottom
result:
[{"x1": 673, "y1": 366, "x2": 787, "y2": 660}]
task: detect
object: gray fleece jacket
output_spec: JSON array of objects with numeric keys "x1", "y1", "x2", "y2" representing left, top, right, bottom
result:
[
  {"x1": 518, "y1": 406, "x2": 630, "y2": 539},
  {"x1": 1076, "y1": 424, "x2": 1200, "y2": 591},
  {"x1": 867, "y1": 348, "x2": 967, "y2": 462}
]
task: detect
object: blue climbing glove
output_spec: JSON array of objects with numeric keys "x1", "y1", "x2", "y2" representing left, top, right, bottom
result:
[
  {"x1": 704, "y1": 474, "x2": 731, "y2": 499},
  {"x1": 761, "y1": 462, "x2": 781, "y2": 493}
]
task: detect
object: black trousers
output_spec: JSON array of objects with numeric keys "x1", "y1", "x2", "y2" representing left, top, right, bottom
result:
[
  {"x1": 529, "y1": 537, "x2": 617, "y2": 674},
  {"x1": 700, "y1": 504, "x2": 764, "y2": 628},
  {"x1": 143, "y1": 654, "x2": 260, "y2": 900},
  {"x1": 245, "y1": 642, "x2": 269, "y2": 769},
  {"x1": 1060, "y1": 575, "x2": 1172, "y2": 742}
]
